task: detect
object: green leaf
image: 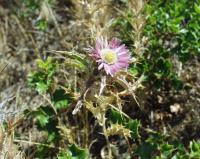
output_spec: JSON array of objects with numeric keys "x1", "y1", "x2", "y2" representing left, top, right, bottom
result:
[
  {"x1": 154, "y1": 72, "x2": 162, "y2": 79},
  {"x1": 160, "y1": 143, "x2": 174, "y2": 157},
  {"x1": 58, "y1": 145, "x2": 88, "y2": 159},
  {"x1": 58, "y1": 150, "x2": 72, "y2": 159},
  {"x1": 35, "y1": 108, "x2": 49, "y2": 127},
  {"x1": 109, "y1": 109, "x2": 126, "y2": 124},
  {"x1": 190, "y1": 141, "x2": 200, "y2": 152},
  {"x1": 135, "y1": 142, "x2": 156, "y2": 159},
  {"x1": 47, "y1": 132, "x2": 56, "y2": 142},
  {"x1": 125, "y1": 119, "x2": 141, "y2": 139},
  {"x1": 36, "y1": 82, "x2": 49, "y2": 93},
  {"x1": 172, "y1": 77, "x2": 183, "y2": 90},
  {"x1": 194, "y1": 3, "x2": 200, "y2": 14},
  {"x1": 35, "y1": 19, "x2": 48, "y2": 31},
  {"x1": 109, "y1": 109, "x2": 141, "y2": 139},
  {"x1": 37, "y1": 57, "x2": 52, "y2": 70},
  {"x1": 51, "y1": 89, "x2": 72, "y2": 110},
  {"x1": 69, "y1": 144, "x2": 89, "y2": 159},
  {"x1": 28, "y1": 57, "x2": 57, "y2": 94},
  {"x1": 32, "y1": 106, "x2": 59, "y2": 135},
  {"x1": 57, "y1": 145, "x2": 89, "y2": 159},
  {"x1": 128, "y1": 67, "x2": 139, "y2": 76}
]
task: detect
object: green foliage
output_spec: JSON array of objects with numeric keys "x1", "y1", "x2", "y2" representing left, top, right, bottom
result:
[
  {"x1": 52, "y1": 89, "x2": 72, "y2": 110},
  {"x1": 31, "y1": 105, "x2": 59, "y2": 137},
  {"x1": 126, "y1": 119, "x2": 140, "y2": 139},
  {"x1": 21, "y1": 0, "x2": 40, "y2": 11},
  {"x1": 26, "y1": 90, "x2": 74, "y2": 158},
  {"x1": 58, "y1": 144, "x2": 89, "y2": 159},
  {"x1": 20, "y1": 0, "x2": 54, "y2": 30},
  {"x1": 109, "y1": 110, "x2": 200, "y2": 158},
  {"x1": 35, "y1": 19, "x2": 49, "y2": 31},
  {"x1": 109, "y1": 109, "x2": 141, "y2": 139},
  {"x1": 27, "y1": 54, "x2": 79, "y2": 158},
  {"x1": 114, "y1": 0, "x2": 200, "y2": 88},
  {"x1": 128, "y1": 67, "x2": 139, "y2": 76},
  {"x1": 34, "y1": 106, "x2": 50, "y2": 127},
  {"x1": 135, "y1": 142, "x2": 157, "y2": 159},
  {"x1": 26, "y1": 104, "x2": 60, "y2": 158},
  {"x1": 28, "y1": 57, "x2": 57, "y2": 93},
  {"x1": 145, "y1": 0, "x2": 200, "y2": 61},
  {"x1": 134, "y1": 130, "x2": 200, "y2": 159}
]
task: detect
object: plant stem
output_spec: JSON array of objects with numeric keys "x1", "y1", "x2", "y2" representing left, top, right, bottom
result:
[{"x1": 102, "y1": 115, "x2": 112, "y2": 159}]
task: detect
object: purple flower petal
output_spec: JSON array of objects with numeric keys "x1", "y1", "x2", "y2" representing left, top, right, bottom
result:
[{"x1": 90, "y1": 37, "x2": 130, "y2": 76}]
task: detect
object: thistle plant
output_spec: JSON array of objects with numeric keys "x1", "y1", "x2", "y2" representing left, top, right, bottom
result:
[{"x1": 66, "y1": 1, "x2": 146, "y2": 158}]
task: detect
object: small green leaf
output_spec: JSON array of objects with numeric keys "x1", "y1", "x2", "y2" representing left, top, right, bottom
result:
[
  {"x1": 58, "y1": 150, "x2": 72, "y2": 159},
  {"x1": 35, "y1": 109, "x2": 49, "y2": 127},
  {"x1": 47, "y1": 132, "x2": 56, "y2": 142},
  {"x1": 36, "y1": 82, "x2": 49, "y2": 93},
  {"x1": 154, "y1": 72, "x2": 162, "y2": 79},
  {"x1": 190, "y1": 141, "x2": 200, "y2": 152},
  {"x1": 109, "y1": 109, "x2": 126, "y2": 124},
  {"x1": 57, "y1": 145, "x2": 89, "y2": 159},
  {"x1": 128, "y1": 67, "x2": 139, "y2": 76},
  {"x1": 194, "y1": 3, "x2": 200, "y2": 14},
  {"x1": 52, "y1": 89, "x2": 72, "y2": 110},
  {"x1": 28, "y1": 57, "x2": 57, "y2": 94},
  {"x1": 160, "y1": 143, "x2": 174, "y2": 157},
  {"x1": 69, "y1": 144, "x2": 89, "y2": 159},
  {"x1": 135, "y1": 142, "x2": 156, "y2": 159},
  {"x1": 35, "y1": 19, "x2": 48, "y2": 30},
  {"x1": 125, "y1": 119, "x2": 141, "y2": 139}
]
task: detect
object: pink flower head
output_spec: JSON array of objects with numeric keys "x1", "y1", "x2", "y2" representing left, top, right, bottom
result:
[{"x1": 90, "y1": 37, "x2": 130, "y2": 76}]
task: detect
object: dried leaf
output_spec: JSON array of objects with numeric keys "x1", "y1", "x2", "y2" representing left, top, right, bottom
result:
[
  {"x1": 57, "y1": 126, "x2": 75, "y2": 144},
  {"x1": 106, "y1": 124, "x2": 131, "y2": 138}
]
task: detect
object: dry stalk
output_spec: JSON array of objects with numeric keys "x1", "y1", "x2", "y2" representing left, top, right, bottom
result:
[
  {"x1": 129, "y1": 0, "x2": 148, "y2": 57},
  {"x1": 0, "y1": 123, "x2": 24, "y2": 159},
  {"x1": 38, "y1": 0, "x2": 62, "y2": 37},
  {"x1": 72, "y1": 0, "x2": 113, "y2": 40}
]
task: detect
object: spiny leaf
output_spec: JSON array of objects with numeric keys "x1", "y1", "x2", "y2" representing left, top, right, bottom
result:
[
  {"x1": 106, "y1": 124, "x2": 131, "y2": 138},
  {"x1": 85, "y1": 96, "x2": 115, "y2": 125},
  {"x1": 85, "y1": 101, "x2": 104, "y2": 125},
  {"x1": 125, "y1": 119, "x2": 141, "y2": 139},
  {"x1": 109, "y1": 109, "x2": 126, "y2": 124}
]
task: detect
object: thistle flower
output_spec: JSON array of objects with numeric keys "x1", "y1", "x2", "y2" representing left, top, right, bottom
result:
[{"x1": 90, "y1": 37, "x2": 130, "y2": 76}]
